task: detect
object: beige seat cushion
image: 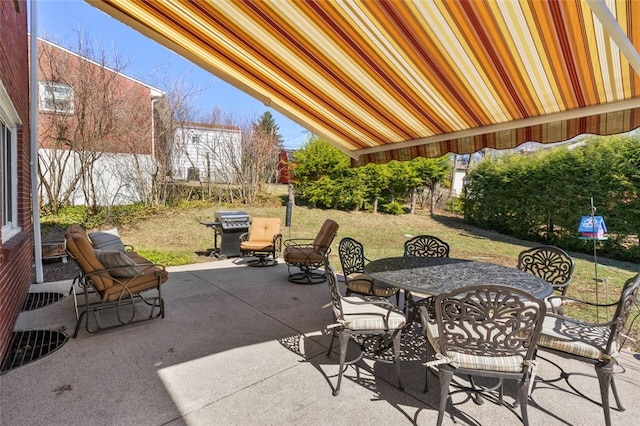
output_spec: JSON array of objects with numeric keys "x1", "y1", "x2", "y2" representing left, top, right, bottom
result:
[
  {"x1": 345, "y1": 274, "x2": 397, "y2": 297},
  {"x1": 340, "y1": 296, "x2": 406, "y2": 330},
  {"x1": 538, "y1": 315, "x2": 612, "y2": 361},
  {"x1": 241, "y1": 217, "x2": 280, "y2": 253},
  {"x1": 425, "y1": 321, "x2": 525, "y2": 373}
]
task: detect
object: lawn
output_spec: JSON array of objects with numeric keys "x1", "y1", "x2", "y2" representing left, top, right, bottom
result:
[{"x1": 114, "y1": 204, "x2": 640, "y2": 348}]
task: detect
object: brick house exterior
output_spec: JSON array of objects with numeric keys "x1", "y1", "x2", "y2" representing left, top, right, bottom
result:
[
  {"x1": 0, "y1": 0, "x2": 32, "y2": 363},
  {"x1": 36, "y1": 37, "x2": 168, "y2": 206}
]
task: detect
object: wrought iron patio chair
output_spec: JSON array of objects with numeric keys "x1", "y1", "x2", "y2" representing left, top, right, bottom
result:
[
  {"x1": 404, "y1": 234, "x2": 450, "y2": 258},
  {"x1": 240, "y1": 217, "x2": 282, "y2": 266},
  {"x1": 419, "y1": 284, "x2": 545, "y2": 426},
  {"x1": 403, "y1": 235, "x2": 450, "y2": 320},
  {"x1": 536, "y1": 273, "x2": 640, "y2": 426},
  {"x1": 517, "y1": 245, "x2": 575, "y2": 314},
  {"x1": 338, "y1": 237, "x2": 399, "y2": 302},
  {"x1": 283, "y1": 219, "x2": 339, "y2": 284},
  {"x1": 325, "y1": 264, "x2": 405, "y2": 396}
]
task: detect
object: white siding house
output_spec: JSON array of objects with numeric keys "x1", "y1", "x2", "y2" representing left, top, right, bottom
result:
[{"x1": 172, "y1": 122, "x2": 242, "y2": 183}]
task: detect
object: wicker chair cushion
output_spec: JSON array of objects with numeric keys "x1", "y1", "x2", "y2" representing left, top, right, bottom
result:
[
  {"x1": 425, "y1": 320, "x2": 525, "y2": 373},
  {"x1": 341, "y1": 296, "x2": 406, "y2": 330},
  {"x1": 538, "y1": 315, "x2": 612, "y2": 361}
]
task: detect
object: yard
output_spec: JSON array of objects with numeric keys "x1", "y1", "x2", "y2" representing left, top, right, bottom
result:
[{"x1": 43, "y1": 203, "x2": 640, "y2": 349}]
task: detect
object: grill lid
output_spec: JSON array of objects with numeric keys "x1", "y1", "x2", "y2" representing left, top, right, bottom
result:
[{"x1": 214, "y1": 211, "x2": 250, "y2": 229}]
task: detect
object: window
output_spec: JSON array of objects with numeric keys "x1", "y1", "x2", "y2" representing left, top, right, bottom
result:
[
  {"x1": 38, "y1": 81, "x2": 74, "y2": 114},
  {"x1": 1, "y1": 83, "x2": 20, "y2": 241}
]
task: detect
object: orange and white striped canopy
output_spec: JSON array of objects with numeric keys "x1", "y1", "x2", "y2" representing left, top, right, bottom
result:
[{"x1": 89, "y1": 0, "x2": 640, "y2": 165}]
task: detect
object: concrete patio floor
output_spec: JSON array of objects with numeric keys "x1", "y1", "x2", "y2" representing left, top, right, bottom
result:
[{"x1": 1, "y1": 258, "x2": 639, "y2": 425}]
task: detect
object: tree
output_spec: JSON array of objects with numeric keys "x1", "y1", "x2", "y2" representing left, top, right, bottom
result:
[
  {"x1": 410, "y1": 156, "x2": 452, "y2": 215},
  {"x1": 291, "y1": 137, "x2": 350, "y2": 208},
  {"x1": 37, "y1": 32, "x2": 152, "y2": 213}
]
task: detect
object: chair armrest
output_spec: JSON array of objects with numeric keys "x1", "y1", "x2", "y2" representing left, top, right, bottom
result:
[
  {"x1": 283, "y1": 238, "x2": 314, "y2": 248},
  {"x1": 273, "y1": 233, "x2": 283, "y2": 252},
  {"x1": 547, "y1": 294, "x2": 619, "y2": 309},
  {"x1": 340, "y1": 293, "x2": 401, "y2": 311},
  {"x1": 545, "y1": 311, "x2": 619, "y2": 328},
  {"x1": 124, "y1": 244, "x2": 135, "y2": 252},
  {"x1": 239, "y1": 232, "x2": 249, "y2": 242}
]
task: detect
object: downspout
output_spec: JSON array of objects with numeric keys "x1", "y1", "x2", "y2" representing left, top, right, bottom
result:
[
  {"x1": 151, "y1": 98, "x2": 158, "y2": 159},
  {"x1": 30, "y1": 0, "x2": 43, "y2": 283}
]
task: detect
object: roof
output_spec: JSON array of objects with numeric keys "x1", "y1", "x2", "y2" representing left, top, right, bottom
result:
[
  {"x1": 37, "y1": 36, "x2": 166, "y2": 97},
  {"x1": 88, "y1": 0, "x2": 640, "y2": 164}
]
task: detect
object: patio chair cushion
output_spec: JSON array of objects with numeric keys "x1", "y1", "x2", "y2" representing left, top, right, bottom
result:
[
  {"x1": 283, "y1": 246, "x2": 325, "y2": 263},
  {"x1": 425, "y1": 319, "x2": 525, "y2": 373},
  {"x1": 341, "y1": 296, "x2": 406, "y2": 330},
  {"x1": 538, "y1": 315, "x2": 612, "y2": 361},
  {"x1": 89, "y1": 229, "x2": 126, "y2": 252},
  {"x1": 345, "y1": 274, "x2": 397, "y2": 298},
  {"x1": 66, "y1": 224, "x2": 113, "y2": 292},
  {"x1": 94, "y1": 249, "x2": 142, "y2": 277}
]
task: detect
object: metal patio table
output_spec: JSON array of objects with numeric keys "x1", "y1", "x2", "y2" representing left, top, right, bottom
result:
[{"x1": 365, "y1": 256, "x2": 553, "y2": 299}]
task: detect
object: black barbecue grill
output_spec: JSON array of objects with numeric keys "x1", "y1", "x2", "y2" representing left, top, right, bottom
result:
[{"x1": 201, "y1": 211, "x2": 251, "y2": 259}]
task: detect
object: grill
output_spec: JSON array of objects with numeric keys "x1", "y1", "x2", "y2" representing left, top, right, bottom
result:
[{"x1": 202, "y1": 211, "x2": 250, "y2": 259}]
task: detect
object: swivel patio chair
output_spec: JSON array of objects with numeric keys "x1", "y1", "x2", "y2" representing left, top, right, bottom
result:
[
  {"x1": 517, "y1": 245, "x2": 574, "y2": 314},
  {"x1": 283, "y1": 219, "x2": 339, "y2": 284},
  {"x1": 240, "y1": 217, "x2": 282, "y2": 266},
  {"x1": 338, "y1": 237, "x2": 399, "y2": 302},
  {"x1": 536, "y1": 273, "x2": 640, "y2": 426},
  {"x1": 419, "y1": 284, "x2": 546, "y2": 426},
  {"x1": 403, "y1": 235, "x2": 450, "y2": 320},
  {"x1": 325, "y1": 264, "x2": 405, "y2": 396}
]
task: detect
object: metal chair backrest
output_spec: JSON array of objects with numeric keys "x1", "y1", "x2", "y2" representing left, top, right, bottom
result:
[
  {"x1": 517, "y1": 245, "x2": 574, "y2": 293},
  {"x1": 338, "y1": 237, "x2": 367, "y2": 277},
  {"x1": 404, "y1": 235, "x2": 450, "y2": 258},
  {"x1": 434, "y1": 284, "x2": 545, "y2": 361},
  {"x1": 607, "y1": 274, "x2": 640, "y2": 353},
  {"x1": 325, "y1": 265, "x2": 344, "y2": 321}
]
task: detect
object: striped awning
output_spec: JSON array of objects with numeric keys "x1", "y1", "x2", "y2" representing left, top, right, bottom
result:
[{"x1": 88, "y1": 0, "x2": 640, "y2": 165}]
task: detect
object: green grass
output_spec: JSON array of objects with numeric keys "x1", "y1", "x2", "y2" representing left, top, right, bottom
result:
[{"x1": 109, "y1": 204, "x2": 639, "y2": 349}]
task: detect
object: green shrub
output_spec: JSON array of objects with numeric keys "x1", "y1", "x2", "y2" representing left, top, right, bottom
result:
[{"x1": 382, "y1": 201, "x2": 405, "y2": 215}]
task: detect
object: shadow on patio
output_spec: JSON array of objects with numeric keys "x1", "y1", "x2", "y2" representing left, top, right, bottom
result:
[{"x1": 1, "y1": 259, "x2": 639, "y2": 425}]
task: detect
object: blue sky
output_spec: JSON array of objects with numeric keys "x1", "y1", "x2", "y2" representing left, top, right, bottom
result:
[{"x1": 31, "y1": 0, "x2": 311, "y2": 149}]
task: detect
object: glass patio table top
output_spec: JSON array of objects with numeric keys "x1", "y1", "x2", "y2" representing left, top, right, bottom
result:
[{"x1": 365, "y1": 256, "x2": 553, "y2": 299}]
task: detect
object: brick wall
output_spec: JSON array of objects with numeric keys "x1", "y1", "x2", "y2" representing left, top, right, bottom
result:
[
  {"x1": 37, "y1": 39, "x2": 155, "y2": 155},
  {"x1": 0, "y1": 0, "x2": 33, "y2": 363}
]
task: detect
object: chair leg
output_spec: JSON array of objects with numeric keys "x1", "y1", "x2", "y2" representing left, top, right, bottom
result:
[
  {"x1": 327, "y1": 330, "x2": 336, "y2": 356},
  {"x1": 392, "y1": 331, "x2": 403, "y2": 391},
  {"x1": 437, "y1": 368, "x2": 454, "y2": 426},
  {"x1": 334, "y1": 332, "x2": 350, "y2": 396},
  {"x1": 518, "y1": 377, "x2": 531, "y2": 426},
  {"x1": 610, "y1": 375, "x2": 625, "y2": 412},
  {"x1": 596, "y1": 362, "x2": 615, "y2": 426}
]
